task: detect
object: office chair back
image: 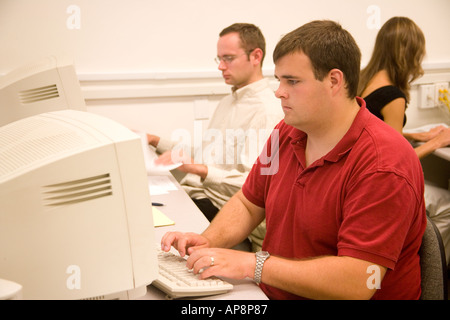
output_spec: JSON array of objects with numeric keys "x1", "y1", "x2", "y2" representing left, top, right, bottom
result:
[{"x1": 419, "y1": 216, "x2": 448, "y2": 300}]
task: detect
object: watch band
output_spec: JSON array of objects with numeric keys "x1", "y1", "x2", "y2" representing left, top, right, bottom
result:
[{"x1": 254, "y1": 251, "x2": 270, "y2": 284}]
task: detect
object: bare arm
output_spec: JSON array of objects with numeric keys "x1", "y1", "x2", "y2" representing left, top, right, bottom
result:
[
  {"x1": 380, "y1": 101, "x2": 450, "y2": 159},
  {"x1": 259, "y1": 255, "x2": 386, "y2": 300},
  {"x1": 160, "y1": 190, "x2": 264, "y2": 256},
  {"x1": 202, "y1": 190, "x2": 265, "y2": 248},
  {"x1": 188, "y1": 246, "x2": 386, "y2": 300},
  {"x1": 380, "y1": 98, "x2": 406, "y2": 135},
  {"x1": 405, "y1": 127, "x2": 450, "y2": 159}
]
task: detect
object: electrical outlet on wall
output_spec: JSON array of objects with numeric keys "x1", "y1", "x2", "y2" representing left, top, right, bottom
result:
[{"x1": 419, "y1": 84, "x2": 436, "y2": 109}]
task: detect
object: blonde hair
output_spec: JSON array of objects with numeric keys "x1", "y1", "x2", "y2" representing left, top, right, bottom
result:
[{"x1": 358, "y1": 17, "x2": 426, "y2": 101}]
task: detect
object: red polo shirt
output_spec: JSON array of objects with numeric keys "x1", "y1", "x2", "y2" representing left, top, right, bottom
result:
[{"x1": 242, "y1": 98, "x2": 426, "y2": 300}]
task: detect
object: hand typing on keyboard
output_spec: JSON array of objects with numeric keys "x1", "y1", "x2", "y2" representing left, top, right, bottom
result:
[
  {"x1": 160, "y1": 231, "x2": 210, "y2": 257},
  {"x1": 153, "y1": 245, "x2": 233, "y2": 299},
  {"x1": 160, "y1": 231, "x2": 257, "y2": 283}
]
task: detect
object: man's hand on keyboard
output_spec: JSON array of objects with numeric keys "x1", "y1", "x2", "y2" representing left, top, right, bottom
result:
[
  {"x1": 186, "y1": 247, "x2": 255, "y2": 281},
  {"x1": 161, "y1": 231, "x2": 210, "y2": 257},
  {"x1": 161, "y1": 232, "x2": 256, "y2": 282}
]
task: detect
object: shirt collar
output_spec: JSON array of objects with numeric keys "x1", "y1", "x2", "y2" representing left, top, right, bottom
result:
[
  {"x1": 325, "y1": 97, "x2": 369, "y2": 162},
  {"x1": 231, "y1": 78, "x2": 270, "y2": 101},
  {"x1": 288, "y1": 97, "x2": 370, "y2": 164}
]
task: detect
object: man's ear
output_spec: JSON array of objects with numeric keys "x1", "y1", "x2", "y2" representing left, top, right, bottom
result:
[
  {"x1": 250, "y1": 48, "x2": 264, "y2": 66},
  {"x1": 328, "y1": 68, "x2": 344, "y2": 96}
]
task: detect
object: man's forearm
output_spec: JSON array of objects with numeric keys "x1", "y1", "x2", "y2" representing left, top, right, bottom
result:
[
  {"x1": 261, "y1": 255, "x2": 386, "y2": 300},
  {"x1": 202, "y1": 190, "x2": 265, "y2": 249}
]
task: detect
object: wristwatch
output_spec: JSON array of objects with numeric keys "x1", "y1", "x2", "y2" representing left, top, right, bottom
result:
[{"x1": 254, "y1": 251, "x2": 270, "y2": 284}]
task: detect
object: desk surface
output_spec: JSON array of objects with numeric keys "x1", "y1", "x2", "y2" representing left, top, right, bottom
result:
[
  {"x1": 412, "y1": 141, "x2": 450, "y2": 161},
  {"x1": 433, "y1": 146, "x2": 450, "y2": 162},
  {"x1": 139, "y1": 173, "x2": 268, "y2": 300}
]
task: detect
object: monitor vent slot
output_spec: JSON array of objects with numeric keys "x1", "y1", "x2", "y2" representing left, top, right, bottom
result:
[
  {"x1": 43, "y1": 174, "x2": 112, "y2": 207},
  {"x1": 19, "y1": 84, "x2": 59, "y2": 104}
]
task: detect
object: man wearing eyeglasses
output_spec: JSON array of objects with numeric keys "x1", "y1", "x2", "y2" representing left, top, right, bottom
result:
[
  {"x1": 148, "y1": 23, "x2": 282, "y2": 251},
  {"x1": 215, "y1": 24, "x2": 266, "y2": 89}
]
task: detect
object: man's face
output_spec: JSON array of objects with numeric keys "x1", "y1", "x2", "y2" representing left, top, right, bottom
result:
[
  {"x1": 216, "y1": 32, "x2": 254, "y2": 89},
  {"x1": 274, "y1": 51, "x2": 329, "y2": 131}
]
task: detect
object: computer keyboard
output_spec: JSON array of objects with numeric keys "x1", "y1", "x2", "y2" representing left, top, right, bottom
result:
[{"x1": 152, "y1": 246, "x2": 233, "y2": 299}]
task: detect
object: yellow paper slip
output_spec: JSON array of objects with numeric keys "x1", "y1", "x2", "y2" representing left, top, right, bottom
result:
[{"x1": 152, "y1": 206, "x2": 175, "y2": 227}]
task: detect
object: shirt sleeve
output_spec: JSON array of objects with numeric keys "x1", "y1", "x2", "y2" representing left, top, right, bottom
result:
[{"x1": 337, "y1": 171, "x2": 425, "y2": 269}]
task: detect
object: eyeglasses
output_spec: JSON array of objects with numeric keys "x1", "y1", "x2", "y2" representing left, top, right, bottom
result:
[{"x1": 214, "y1": 53, "x2": 248, "y2": 65}]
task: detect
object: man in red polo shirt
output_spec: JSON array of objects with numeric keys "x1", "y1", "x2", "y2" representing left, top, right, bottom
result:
[{"x1": 161, "y1": 20, "x2": 426, "y2": 300}]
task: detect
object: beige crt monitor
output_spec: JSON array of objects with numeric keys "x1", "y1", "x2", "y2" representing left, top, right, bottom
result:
[
  {"x1": 0, "y1": 110, "x2": 158, "y2": 299},
  {"x1": 0, "y1": 56, "x2": 86, "y2": 127}
]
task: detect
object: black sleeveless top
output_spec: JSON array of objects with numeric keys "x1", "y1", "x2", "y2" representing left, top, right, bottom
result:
[{"x1": 363, "y1": 85, "x2": 407, "y2": 127}]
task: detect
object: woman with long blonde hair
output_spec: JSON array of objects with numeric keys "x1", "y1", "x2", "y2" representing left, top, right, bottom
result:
[{"x1": 359, "y1": 16, "x2": 450, "y2": 158}]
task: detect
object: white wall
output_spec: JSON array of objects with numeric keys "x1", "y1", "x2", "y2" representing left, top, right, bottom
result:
[
  {"x1": 2, "y1": 0, "x2": 450, "y2": 73},
  {"x1": 1, "y1": 0, "x2": 450, "y2": 139}
]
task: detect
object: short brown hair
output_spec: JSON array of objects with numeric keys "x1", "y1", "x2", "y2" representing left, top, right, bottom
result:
[
  {"x1": 220, "y1": 23, "x2": 266, "y2": 67},
  {"x1": 273, "y1": 20, "x2": 361, "y2": 99}
]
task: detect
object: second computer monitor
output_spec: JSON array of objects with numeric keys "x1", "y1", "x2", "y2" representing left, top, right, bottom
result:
[{"x1": 0, "y1": 56, "x2": 86, "y2": 127}]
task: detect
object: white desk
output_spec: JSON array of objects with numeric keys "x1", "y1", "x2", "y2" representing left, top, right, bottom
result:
[
  {"x1": 138, "y1": 172, "x2": 268, "y2": 300},
  {"x1": 433, "y1": 146, "x2": 450, "y2": 162}
]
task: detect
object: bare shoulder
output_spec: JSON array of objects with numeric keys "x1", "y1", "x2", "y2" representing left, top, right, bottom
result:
[{"x1": 361, "y1": 70, "x2": 392, "y2": 97}]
